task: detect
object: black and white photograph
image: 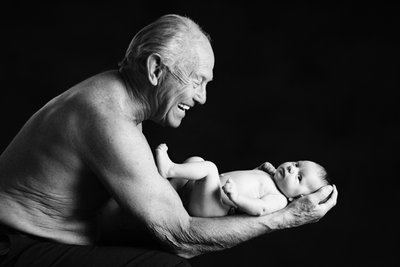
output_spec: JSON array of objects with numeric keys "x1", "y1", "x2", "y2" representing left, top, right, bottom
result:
[{"x1": 1, "y1": 3, "x2": 398, "y2": 266}]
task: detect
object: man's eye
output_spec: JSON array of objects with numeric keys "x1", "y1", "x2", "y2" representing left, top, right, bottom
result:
[{"x1": 297, "y1": 175, "x2": 302, "y2": 181}]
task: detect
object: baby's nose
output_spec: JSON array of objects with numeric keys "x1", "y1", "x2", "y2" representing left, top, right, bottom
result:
[{"x1": 287, "y1": 165, "x2": 293, "y2": 174}]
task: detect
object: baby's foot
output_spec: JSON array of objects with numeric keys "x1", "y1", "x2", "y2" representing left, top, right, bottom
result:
[
  {"x1": 155, "y1": 144, "x2": 175, "y2": 178},
  {"x1": 222, "y1": 179, "x2": 239, "y2": 202}
]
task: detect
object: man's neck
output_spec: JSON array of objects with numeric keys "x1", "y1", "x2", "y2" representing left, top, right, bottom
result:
[{"x1": 118, "y1": 67, "x2": 153, "y2": 123}]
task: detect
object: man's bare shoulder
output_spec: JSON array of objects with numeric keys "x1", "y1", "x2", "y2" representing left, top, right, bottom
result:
[
  {"x1": 69, "y1": 71, "x2": 132, "y2": 114},
  {"x1": 47, "y1": 70, "x2": 144, "y2": 138}
]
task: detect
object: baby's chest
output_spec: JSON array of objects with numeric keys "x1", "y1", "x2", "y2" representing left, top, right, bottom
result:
[{"x1": 231, "y1": 176, "x2": 270, "y2": 198}]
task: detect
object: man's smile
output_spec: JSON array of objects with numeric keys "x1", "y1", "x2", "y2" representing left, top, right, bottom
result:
[{"x1": 178, "y1": 103, "x2": 191, "y2": 112}]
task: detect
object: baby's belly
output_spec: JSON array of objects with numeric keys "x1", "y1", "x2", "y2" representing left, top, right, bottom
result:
[{"x1": 220, "y1": 170, "x2": 266, "y2": 198}]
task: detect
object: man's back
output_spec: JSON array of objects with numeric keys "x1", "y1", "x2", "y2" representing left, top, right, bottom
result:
[{"x1": 0, "y1": 71, "x2": 127, "y2": 244}]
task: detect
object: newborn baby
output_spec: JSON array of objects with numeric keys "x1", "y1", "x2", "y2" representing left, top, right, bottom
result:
[{"x1": 156, "y1": 144, "x2": 330, "y2": 217}]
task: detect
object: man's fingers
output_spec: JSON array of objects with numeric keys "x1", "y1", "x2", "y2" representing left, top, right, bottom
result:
[
  {"x1": 308, "y1": 185, "x2": 333, "y2": 204},
  {"x1": 319, "y1": 184, "x2": 338, "y2": 207}
]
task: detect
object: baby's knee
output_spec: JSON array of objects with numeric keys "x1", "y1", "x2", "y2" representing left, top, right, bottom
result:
[
  {"x1": 203, "y1": 161, "x2": 219, "y2": 177},
  {"x1": 184, "y1": 156, "x2": 205, "y2": 163},
  {"x1": 203, "y1": 160, "x2": 217, "y2": 170}
]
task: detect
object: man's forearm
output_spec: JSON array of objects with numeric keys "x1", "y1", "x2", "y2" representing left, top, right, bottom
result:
[
  {"x1": 102, "y1": 185, "x2": 337, "y2": 259},
  {"x1": 159, "y1": 212, "x2": 285, "y2": 258},
  {"x1": 100, "y1": 199, "x2": 283, "y2": 258},
  {"x1": 159, "y1": 184, "x2": 337, "y2": 258}
]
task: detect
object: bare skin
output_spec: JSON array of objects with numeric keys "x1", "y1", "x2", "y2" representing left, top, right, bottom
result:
[
  {"x1": 0, "y1": 71, "x2": 129, "y2": 244},
  {"x1": 0, "y1": 32, "x2": 338, "y2": 259},
  {"x1": 155, "y1": 143, "x2": 288, "y2": 217}
]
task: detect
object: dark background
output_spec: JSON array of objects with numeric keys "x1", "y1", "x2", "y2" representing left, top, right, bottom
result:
[{"x1": 2, "y1": 2, "x2": 399, "y2": 266}]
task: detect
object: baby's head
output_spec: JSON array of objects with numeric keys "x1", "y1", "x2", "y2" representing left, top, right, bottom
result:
[{"x1": 273, "y1": 160, "x2": 330, "y2": 201}]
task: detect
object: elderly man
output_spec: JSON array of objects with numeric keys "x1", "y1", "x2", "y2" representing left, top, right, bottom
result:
[{"x1": 0, "y1": 14, "x2": 337, "y2": 266}]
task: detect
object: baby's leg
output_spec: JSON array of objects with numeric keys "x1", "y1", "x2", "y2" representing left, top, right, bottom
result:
[
  {"x1": 188, "y1": 162, "x2": 231, "y2": 217},
  {"x1": 169, "y1": 156, "x2": 205, "y2": 191},
  {"x1": 156, "y1": 144, "x2": 217, "y2": 180},
  {"x1": 155, "y1": 144, "x2": 176, "y2": 178},
  {"x1": 155, "y1": 144, "x2": 229, "y2": 217}
]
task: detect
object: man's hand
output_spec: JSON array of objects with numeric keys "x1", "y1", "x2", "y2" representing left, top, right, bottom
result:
[{"x1": 277, "y1": 185, "x2": 338, "y2": 229}]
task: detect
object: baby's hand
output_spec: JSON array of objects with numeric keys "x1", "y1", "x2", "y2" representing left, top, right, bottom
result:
[
  {"x1": 259, "y1": 162, "x2": 276, "y2": 176},
  {"x1": 222, "y1": 179, "x2": 239, "y2": 202}
]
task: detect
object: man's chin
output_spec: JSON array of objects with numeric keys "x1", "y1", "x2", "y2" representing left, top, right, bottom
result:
[
  {"x1": 167, "y1": 119, "x2": 182, "y2": 128},
  {"x1": 158, "y1": 117, "x2": 182, "y2": 128}
]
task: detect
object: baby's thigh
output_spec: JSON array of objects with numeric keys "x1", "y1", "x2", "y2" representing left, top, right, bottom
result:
[{"x1": 188, "y1": 179, "x2": 229, "y2": 217}]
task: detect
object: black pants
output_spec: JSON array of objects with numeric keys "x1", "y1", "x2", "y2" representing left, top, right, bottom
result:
[{"x1": 0, "y1": 225, "x2": 190, "y2": 267}]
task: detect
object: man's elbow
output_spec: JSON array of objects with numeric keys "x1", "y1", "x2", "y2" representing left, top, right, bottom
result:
[
  {"x1": 157, "y1": 230, "x2": 199, "y2": 259},
  {"x1": 175, "y1": 248, "x2": 200, "y2": 259},
  {"x1": 149, "y1": 219, "x2": 201, "y2": 259}
]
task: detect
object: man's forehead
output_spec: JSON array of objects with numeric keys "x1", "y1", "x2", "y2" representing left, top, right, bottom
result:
[
  {"x1": 192, "y1": 38, "x2": 214, "y2": 82},
  {"x1": 194, "y1": 70, "x2": 213, "y2": 82},
  {"x1": 195, "y1": 55, "x2": 214, "y2": 82}
]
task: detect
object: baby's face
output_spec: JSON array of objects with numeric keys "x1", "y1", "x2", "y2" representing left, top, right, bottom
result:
[{"x1": 273, "y1": 161, "x2": 325, "y2": 199}]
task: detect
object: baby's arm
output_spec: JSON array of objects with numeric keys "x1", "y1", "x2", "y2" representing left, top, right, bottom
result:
[
  {"x1": 223, "y1": 179, "x2": 287, "y2": 216},
  {"x1": 255, "y1": 162, "x2": 277, "y2": 177}
]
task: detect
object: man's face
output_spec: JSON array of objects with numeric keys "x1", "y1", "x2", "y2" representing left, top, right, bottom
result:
[
  {"x1": 154, "y1": 38, "x2": 214, "y2": 128},
  {"x1": 273, "y1": 161, "x2": 325, "y2": 198}
]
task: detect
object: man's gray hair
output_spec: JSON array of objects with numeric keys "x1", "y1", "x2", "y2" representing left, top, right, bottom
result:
[{"x1": 119, "y1": 14, "x2": 211, "y2": 83}]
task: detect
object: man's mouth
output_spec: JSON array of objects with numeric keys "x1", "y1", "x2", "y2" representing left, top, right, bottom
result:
[{"x1": 178, "y1": 103, "x2": 191, "y2": 112}]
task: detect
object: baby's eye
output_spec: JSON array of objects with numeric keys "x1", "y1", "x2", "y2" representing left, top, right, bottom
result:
[{"x1": 297, "y1": 175, "x2": 302, "y2": 181}]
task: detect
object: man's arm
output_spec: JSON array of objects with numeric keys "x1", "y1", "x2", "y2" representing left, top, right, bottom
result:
[{"x1": 79, "y1": 109, "x2": 338, "y2": 258}]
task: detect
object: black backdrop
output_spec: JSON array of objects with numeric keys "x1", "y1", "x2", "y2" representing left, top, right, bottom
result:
[{"x1": 2, "y1": 3, "x2": 399, "y2": 266}]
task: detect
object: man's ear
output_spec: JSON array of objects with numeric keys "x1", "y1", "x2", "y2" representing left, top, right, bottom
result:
[{"x1": 147, "y1": 53, "x2": 163, "y2": 86}]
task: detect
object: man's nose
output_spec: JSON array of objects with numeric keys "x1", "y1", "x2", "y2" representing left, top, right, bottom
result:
[{"x1": 194, "y1": 86, "x2": 206, "y2": 105}]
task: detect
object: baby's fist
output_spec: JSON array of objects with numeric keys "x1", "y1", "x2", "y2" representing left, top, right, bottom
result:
[
  {"x1": 222, "y1": 179, "x2": 239, "y2": 202},
  {"x1": 260, "y1": 162, "x2": 276, "y2": 176}
]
